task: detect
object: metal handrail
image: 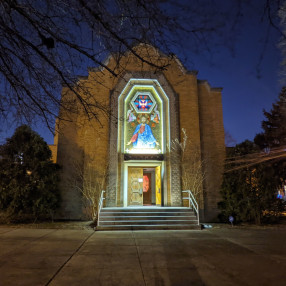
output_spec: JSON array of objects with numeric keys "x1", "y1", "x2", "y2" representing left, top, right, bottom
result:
[
  {"x1": 97, "y1": 190, "x2": 105, "y2": 226},
  {"x1": 182, "y1": 190, "x2": 199, "y2": 225}
]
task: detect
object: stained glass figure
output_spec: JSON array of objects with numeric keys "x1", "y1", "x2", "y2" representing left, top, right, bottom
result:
[
  {"x1": 151, "y1": 104, "x2": 160, "y2": 123},
  {"x1": 127, "y1": 115, "x2": 159, "y2": 149},
  {"x1": 126, "y1": 104, "x2": 136, "y2": 122}
]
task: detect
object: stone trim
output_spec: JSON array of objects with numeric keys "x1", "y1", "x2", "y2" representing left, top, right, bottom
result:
[
  {"x1": 107, "y1": 71, "x2": 182, "y2": 207},
  {"x1": 124, "y1": 154, "x2": 164, "y2": 161}
]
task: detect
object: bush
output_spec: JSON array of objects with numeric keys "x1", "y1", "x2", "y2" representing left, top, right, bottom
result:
[
  {"x1": 218, "y1": 140, "x2": 285, "y2": 225},
  {"x1": 0, "y1": 125, "x2": 60, "y2": 222}
]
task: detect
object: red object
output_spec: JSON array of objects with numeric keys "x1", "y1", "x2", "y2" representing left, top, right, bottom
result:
[
  {"x1": 143, "y1": 175, "x2": 149, "y2": 192},
  {"x1": 130, "y1": 133, "x2": 138, "y2": 143},
  {"x1": 139, "y1": 125, "x2": 145, "y2": 134}
]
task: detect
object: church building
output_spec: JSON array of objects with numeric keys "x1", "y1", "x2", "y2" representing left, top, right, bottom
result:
[{"x1": 50, "y1": 44, "x2": 225, "y2": 224}]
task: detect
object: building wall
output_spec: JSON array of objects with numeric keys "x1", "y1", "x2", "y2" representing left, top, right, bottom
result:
[
  {"x1": 53, "y1": 44, "x2": 225, "y2": 221},
  {"x1": 198, "y1": 82, "x2": 225, "y2": 221}
]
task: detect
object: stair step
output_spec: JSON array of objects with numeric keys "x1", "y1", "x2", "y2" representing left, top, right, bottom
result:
[
  {"x1": 99, "y1": 216, "x2": 196, "y2": 221},
  {"x1": 99, "y1": 220, "x2": 197, "y2": 225},
  {"x1": 97, "y1": 207, "x2": 199, "y2": 231},
  {"x1": 101, "y1": 208, "x2": 193, "y2": 213},
  {"x1": 96, "y1": 224, "x2": 201, "y2": 230},
  {"x1": 100, "y1": 212, "x2": 193, "y2": 216}
]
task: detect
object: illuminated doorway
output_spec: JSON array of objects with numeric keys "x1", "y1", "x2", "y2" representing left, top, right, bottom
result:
[
  {"x1": 143, "y1": 168, "x2": 154, "y2": 205},
  {"x1": 127, "y1": 166, "x2": 161, "y2": 206}
]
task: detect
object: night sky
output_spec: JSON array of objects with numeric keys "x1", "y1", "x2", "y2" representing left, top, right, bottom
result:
[
  {"x1": 193, "y1": 39, "x2": 281, "y2": 145},
  {"x1": 0, "y1": 1, "x2": 283, "y2": 146},
  {"x1": 189, "y1": 2, "x2": 282, "y2": 145}
]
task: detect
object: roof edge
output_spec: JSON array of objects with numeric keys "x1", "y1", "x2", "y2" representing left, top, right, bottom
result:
[{"x1": 197, "y1": 80, "x2": 223, "y2": 92}]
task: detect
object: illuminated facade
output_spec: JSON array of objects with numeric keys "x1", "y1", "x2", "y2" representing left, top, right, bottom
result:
[
  {"x1": 51, "y1": 44, "x2": 225, "y2": 222},
  {"x1": 108, "y1": 77, "x2": 181, "y2": 209}
]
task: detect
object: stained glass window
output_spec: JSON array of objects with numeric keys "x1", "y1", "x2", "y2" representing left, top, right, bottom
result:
[
  {"x1": 124, "y1": 87, "x2": 162, "y2": 154},
  {"x1": 131, "y1": 92, "x2": 156, "y2": 114},
  {"x1": 134, "y1": 94, "x2": 153, "y2": 111}
]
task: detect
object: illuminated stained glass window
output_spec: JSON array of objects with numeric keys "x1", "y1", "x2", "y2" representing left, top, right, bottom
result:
[
  {"x1": 134, "y1": 94, "x2": 153, "y2": 111},
  {"x1": 125, "y1": 87, "x2": 162, "y2": 154},
  {"x1": 131, "y1": 92, "x2": 156, "y2": 114}
]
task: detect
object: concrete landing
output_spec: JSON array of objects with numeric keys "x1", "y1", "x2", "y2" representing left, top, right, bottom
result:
[{"x1": 0, "y1": 226, "x2": 285, "y2": 285}]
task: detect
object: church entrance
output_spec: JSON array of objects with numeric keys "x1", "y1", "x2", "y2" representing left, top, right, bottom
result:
[{"x1": 127, "y1": 166, "x2": 161, "y2": 206}]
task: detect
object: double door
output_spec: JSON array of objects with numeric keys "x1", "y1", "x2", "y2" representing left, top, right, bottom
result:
[{"x1": 128, "y1": 166, "x2": 161, "y2": 206}]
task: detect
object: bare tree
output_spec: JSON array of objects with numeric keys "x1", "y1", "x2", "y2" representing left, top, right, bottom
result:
[
  {"x1": 225, "y1": 130, "x2": 237, "y2": 147},
  {"x1": 279, "y1": 1, "x2": 286, "y2": 81},
  {"x1": 0, "y1": 0, "x2": 282, "y2": 131},
  {"x1": 72, "y1": 158, "x2": 108, "y2": 221},
  {"x1": 170, "y1": 128, "x2": 205, "y2": 205}
]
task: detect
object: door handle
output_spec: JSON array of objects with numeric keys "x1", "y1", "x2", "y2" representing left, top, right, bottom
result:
[{"x1": 139, "y1": 189, "x2": 143, "y2": 196}]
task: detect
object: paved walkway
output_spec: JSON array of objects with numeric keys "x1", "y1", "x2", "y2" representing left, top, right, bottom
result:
[{"x1": 0, "y1": 226, "x2": 285, "y2": 285}]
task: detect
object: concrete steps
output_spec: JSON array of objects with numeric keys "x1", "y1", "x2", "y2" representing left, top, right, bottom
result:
[{"x1": 96, "y1": 207, "x2": 200, "y2": 230}]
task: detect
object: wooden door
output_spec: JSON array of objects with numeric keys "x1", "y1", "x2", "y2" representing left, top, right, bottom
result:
[
  {"x1": 128, "y1": 167, "x2": 143, "y2": 206},
  {"x1": 155, "y1": 166, "x2": 161, "y2": 206}
]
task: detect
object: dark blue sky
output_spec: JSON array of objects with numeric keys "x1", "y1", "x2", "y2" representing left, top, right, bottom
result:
[
  {"x1": 0, "y1": 1, "x2": 282, "y2": 146},
  {"x1": 191, "y1": 2, "x2": 282, "y2": 145},
  {"x1": 194, "y1": 39, "x2": 281, "y2": 144}
]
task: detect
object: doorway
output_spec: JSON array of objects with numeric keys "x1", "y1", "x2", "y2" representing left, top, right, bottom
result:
[
  {"x1": 127, "y1": 166, "x2": 161, "y2": 206},
  {"x1": 143, "y1": 168, "x2": 154, "y2": 205}
]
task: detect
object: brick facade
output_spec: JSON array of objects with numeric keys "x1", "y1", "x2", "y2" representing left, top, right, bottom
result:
[{"x1": 51, "y1": 44, "x2": 225, "y2": 222}]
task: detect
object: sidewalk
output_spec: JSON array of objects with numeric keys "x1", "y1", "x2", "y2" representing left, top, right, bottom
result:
[{"x1": 0, "y1": 226, "x2": 285, "y2": 285}]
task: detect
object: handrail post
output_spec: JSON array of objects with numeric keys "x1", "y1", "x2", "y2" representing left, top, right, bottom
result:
[
  {"x1": 97, "y1": 190, "x2": 105, "y2": 227},
  {"x1": 182, "y1": 190, "x2": 199, "y2": 226}
]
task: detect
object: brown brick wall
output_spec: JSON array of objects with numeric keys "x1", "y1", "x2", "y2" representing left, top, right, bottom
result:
[
  {"x1": 54, "y1": 44, "x2": 225, "y2": 221},
  {"x1": 48, "y1": 144, "x2": 57, "y2": 163},
  {"x1": 198, "y1": 82, "x2": 225, "y2": 221}
]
